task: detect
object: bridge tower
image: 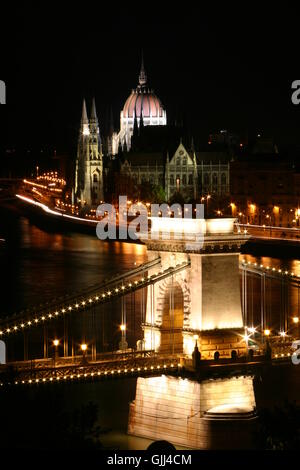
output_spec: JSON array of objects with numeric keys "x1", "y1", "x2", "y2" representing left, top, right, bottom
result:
[{"x1": 141, "y1": 217, "x2": 249, "y2": 358}]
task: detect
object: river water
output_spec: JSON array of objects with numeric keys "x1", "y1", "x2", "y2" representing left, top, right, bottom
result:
[{"x1": 1, "y1": 210, "x2": 300, "y2": 449}]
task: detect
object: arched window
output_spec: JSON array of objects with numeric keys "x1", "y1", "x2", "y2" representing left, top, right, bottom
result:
[
  {"x1": 93, "y1": 173, "x2": 98, "y2": 183},
  {"x1": 176, "y1": 157, "x2": 181, "y2": 166},
  {"x1": 170, "y1": 175, "x2": 174, "y2": 186},
  {"x1": 213, "y1": 173, "x2": 218, "y2": 186},
  {"x1": 204, "y1": 173, "x2": 210, "y2": 185},
  {"x1": 221, "y1": 173, "x2": 226, "y2": 185},
  {"x1": 188, "y1": 174, "x2": 193, "y2": 185},
  {"x1": 182, "y1": 174, "x2": 187, "y2": 185},
  {"x1": 182, "y1": 157, "x2": 187, "y2": 166}
]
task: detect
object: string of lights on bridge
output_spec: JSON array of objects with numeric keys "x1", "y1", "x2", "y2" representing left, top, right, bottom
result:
[
  {"x1": 0, "y1": 363, "x2": 178, "y2": 388},
  {"x1": 0, "y1": 263, "x2": 188, "y2": 338},
  {"x1": 241, "y1": 259, "x2": 300, "y2": 280}
]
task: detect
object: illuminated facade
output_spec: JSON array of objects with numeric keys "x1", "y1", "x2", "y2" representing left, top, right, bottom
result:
[
  {"x1": 110, "y1": 57, "x2": 167, "y2": 154},
  {"x1": 141, "y1": 217, "x2": 249, "y2": 358},
  {"x1": 120, "y1": 141, "x2": 230, "y2": 202},
  {"x1": 75, "y1": 98, "x2": 103, "y2": 206}
]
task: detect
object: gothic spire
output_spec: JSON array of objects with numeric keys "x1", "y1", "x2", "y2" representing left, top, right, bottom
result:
[
  {"x1": 90, "y1": 97, "x2": 97, "y2": 121},
  {"x1": 81, "y1": 98, "x2": 88, "y2": 123},
  {"x1": 138, "y1": 51, "x2": 147, "y2": 86}
]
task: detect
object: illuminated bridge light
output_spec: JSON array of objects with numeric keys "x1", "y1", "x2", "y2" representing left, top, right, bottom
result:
[
  {"x1": 88, "y1": 299, "x2": 92, "y2": 303},
  {"x1": 111, "y1": 370, "x2": 114, "y2": 374},
  {"x1": 43, "y1": 378, "x2": 46, "y2": 382},
  {"x1": 6, "y1": 329, "x2": 10, "y2": 333},
  {"x1": 27, "y1": 321, "x2": 31, "y2": 326},
  {"x1": 61, "y1": 308, "x2": 66, "y2": 313},
  {"x1": 118, "y1": 370, "x2": 121, "y2": 374},
  {"x1": 49, "y1": 378, "x2": 53, "y2": 381},
  {"x1": 115, "y1": 288, "x2": 119, "y2": 293},
  {"x1": 107, "y1": 291, "x2": 111, "y2": 296},
  {"x1": 70, "y1": 375, "x2": 74, "y2": 379},
  {"x1": 14, "y1": 326, "x2": 18, "y2": 330},
  {"x1": 63, "y1": 376, "x2": 67, "y2": 379},
  {"x1": 163, "y1": 364, "x2": 167, "y2": 368},
  {"x1": 144, "y1": 367, "x2": 147, "y2": 370},
  {"x1": 151, "y1": 366, "x2": 154, "y2": 370},
  {"x1": 102, "y1": 293, "x2": 106, "y2": 298},
  {"x1": 97, "y1": 372, "x2": 101, "y2": 376},
  {"x1": 56, "y1": 377, "x2": 60, "y2": 381},
  {"x1": 0, "y1": 331, "x2": 3, "y2": 335},
  {"x1": 121, "y1": 286, "x2": 125, "y2": 290},
  {"x1": 104, "y1": 371, "x2": 108, "y2": 375},
  {"x1": 34, "y1": 318, "x2": 38, "y2": 323},
  {"x1": 131, "y1": 368, "x2": 134, "y2": 372},
  {"x1": 41, "y1": 316, "x2": 45, "y2": 320},
  {"x1": 35, "y1": 379, "x2": 39, "y2": 383},
  {"x1": 81, "y1": 301, "x2": 86, "y2": 305},
  {"x1": 48, "y1": 314, "x2": 52, "y2": 318},
  {"x1": 124, "y1": 369, "x2": 128, "y2": 373},
  {"x1": 75, "y1": 304, "x2": 79, "y2": 308},
  {"x1": 95, "y1": 296, "x2": 99, "y2": 300},
  {"x1": 68, "y1": 306, "x2": 72, "y2": 311}
]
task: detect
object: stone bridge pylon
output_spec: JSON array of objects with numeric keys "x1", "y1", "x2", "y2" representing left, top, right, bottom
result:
[{"x1": 141, "y1": 217, "x2": 249, "y2": 358}]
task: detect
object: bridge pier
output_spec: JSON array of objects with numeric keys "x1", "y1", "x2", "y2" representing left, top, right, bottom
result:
[{"x1": 141, "y1": 217, "x2": 249, "y2": 359}]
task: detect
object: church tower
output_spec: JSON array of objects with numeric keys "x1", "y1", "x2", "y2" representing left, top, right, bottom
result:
[{"x1": 75, "y1": 98, "x2": 104, "y2": 206}]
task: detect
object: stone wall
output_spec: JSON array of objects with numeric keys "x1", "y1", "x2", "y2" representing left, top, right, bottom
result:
[{"x1": 128, "y1": 375, "x2": 256, "y2": 449}]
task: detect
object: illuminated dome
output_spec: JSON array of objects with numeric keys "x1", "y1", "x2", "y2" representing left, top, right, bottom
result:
[
  {"x1": 123, "y1": 89, "x2": 165, "y2": 119},
  {"x1": 114, "y1": 57, "x2": 167, "y2": 153}
]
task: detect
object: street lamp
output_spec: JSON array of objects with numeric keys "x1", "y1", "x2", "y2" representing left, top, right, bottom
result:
[
  {"x1": 119, "y1": 324, "x2": 128, "y2": 351},
  {"x1": 293, "y1": 317, "x2": 300, "y2": 339},
  {"x1": 53, "y1": 339, "x2": 59, "y2": 368},
  {"x1": 80, "y1": 343, "x2": 88, "y2": 363}
]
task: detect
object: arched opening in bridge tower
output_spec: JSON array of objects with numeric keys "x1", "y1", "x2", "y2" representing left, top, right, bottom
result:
[{"x1": 160, "y1": 282, "x2": 184, "y2": 353}]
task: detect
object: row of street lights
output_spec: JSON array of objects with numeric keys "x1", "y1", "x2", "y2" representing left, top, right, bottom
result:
[{"x1": 51, "y1": 324, "x2": 127, "y2": 366}]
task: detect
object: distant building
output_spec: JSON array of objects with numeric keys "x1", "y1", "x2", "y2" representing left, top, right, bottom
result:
[
  {"x1": 120, "y1": 140, "x2": 230, "y2": 202},
  {"x1": 109, "y1": 56, "x2": 167, "y2": 154},
  {"x1": 230, "y1": 136, "x2": 297, "y2": 226},
  {"x1": 74, "y1": 98, "x2": 103, "y2": 206}
]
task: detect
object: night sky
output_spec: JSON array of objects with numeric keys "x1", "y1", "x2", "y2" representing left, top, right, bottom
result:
[{"x1": 1, "y1": 3, "x2": 300, "y2": 157}]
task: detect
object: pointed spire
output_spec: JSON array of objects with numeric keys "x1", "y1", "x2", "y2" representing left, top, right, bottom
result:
[
  {"x1": 81, "y1": 98, "x2": 88, "y2": 123},
  {"x1": 191, "y1": 136, "x2": 195, "y2": 153},
  {"x1": 90, "y1": 97, "x2": 97, "y2": 120},
  {"x1": 138, "y1": 51, "x2": 147, "y2": 86},
  {"x1": 109, "y1": 106, "x2": 114, "y2": 135},
  {"x1": 139, "y1": 107, "x2": 144, "y2": 132}
]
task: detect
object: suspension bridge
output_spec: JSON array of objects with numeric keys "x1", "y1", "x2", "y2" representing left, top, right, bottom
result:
[{"x1": 0, "y1": 218, "x2": 299, "y2": 389}]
